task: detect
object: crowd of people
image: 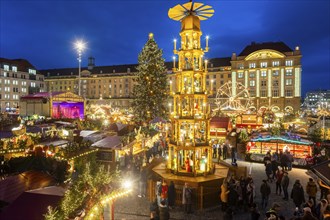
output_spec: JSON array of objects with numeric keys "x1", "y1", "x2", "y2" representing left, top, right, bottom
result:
[
  {"x1": 122, "y1": 140, "x2": 330, "y2": 220},
  {"x1": 149, "y1": 180, "x2": 193, "y2": 220}
]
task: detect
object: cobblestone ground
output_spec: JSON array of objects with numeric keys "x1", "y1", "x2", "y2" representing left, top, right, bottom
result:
[{"x1": 105, "y1": 159, "x2": 318, "y2": 220}]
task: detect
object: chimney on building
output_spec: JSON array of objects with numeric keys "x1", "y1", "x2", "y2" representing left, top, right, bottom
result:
[
  {"x1": 88, "y1": 57, "x2": 95, "y2": 70},
  {"x1": 294, "y1": 46, "x2": 301, "y2": 55},
  {"x1": 231, "y1": 52, "x2": 237, "y2": 60}
]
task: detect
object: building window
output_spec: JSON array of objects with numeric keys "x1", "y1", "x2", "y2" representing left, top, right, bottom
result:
[
  {"x1": 285, "y1": 89, "x2": 293, "y2": 97},
  {"x1": 228, "y1": 74, "x2": 231, "y2": 78},
  {"x1": 272, "y1": 61, "x2": 279, "y2": 67},
  {"x1": 272, "y1": 70, "x2": 279, "y2": 76},
  {"x1": 238, "y1": 72, "x2": 244, "y2": 78},
  {"x1": 249, "y1": 80, "x2": 255, "y2": 87},
  {"x1": 261, "y1": 90, "x2": 267, "y2": 97},
  {"x1": 272, "y1": 90, "x2": 279, "y2": 97},
  {"x1": 285, "y1": 60, "x2": 293, "y2": 66},
  {"x1": 260, "y1": 62, "x2": 267, "y2": 68},
  {"x1": 3, "y1": 65, "x2": 9, "y2": 71},
  {"x1": 249, "y1": 63, "x2": 256, "y2": 68},
  {"x1": 238, "y1": 63, "x2": 244, "y2": 69},
  {"x1": 285, "y1": 78, "x2": 292, "y2": 86},
  {"x1": 261, "y1": 70, "x2": 267, "y2": 77},
  {"x1": 249, "y1": 72, "x2": 255, "y2": 78},
  {"x1": 250, "y1": 90, "x2": 255, "y2": 97},
  {"x1": 28, "y1": 69, "x2": 36, "y2": 75},
  {"x1": 31, "y1": 82, "x2": 36, "y2": 87},
  {"x1": 285, "y1": 69, "x2": 293, "y2": 76},
  {"x1": 220, "y1": 74, "x2": 223, "y2": 79},
  {"x1": 12, "y1": 66, "x2": 17, "y2": 72},
  {"x1": 273, "y1": 80, "x2": 279, "y2": 87},
  {"x1": 220, "y1": 80, "x2": 224, "y2": 85},
  {"x1": 261, "y1": 80, "x2": 267, "y2": 87}
]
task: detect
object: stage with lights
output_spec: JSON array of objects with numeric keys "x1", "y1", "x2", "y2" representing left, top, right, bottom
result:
[{"x1": 20, "y1": 91, "x2": 85, "y2": 119}]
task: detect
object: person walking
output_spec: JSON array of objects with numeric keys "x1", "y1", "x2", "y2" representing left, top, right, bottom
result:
[
  {"x1": 265, "y1": 160, "x2": 272, "y2": 183},
  {"x1": 217, "y1": 143, "x2": 222, "y2": 163},
  {"x1": 291, "y1": 179, "x2": 306, "y2": 209},
  {"x1": 306, "y1": 178, "x2": 318, "y2": 207},
  {"x1": 247, "y1": 179, "x2": 256, "y2": 206},
  {"x1": 260, "y1": 179, "x2": 271, "y2": 210},
  {"x1": 231, "y1": 145, "x2": 237, "y2": 166},
  {"x1": 271, "y1": 158, "x2": 278, "y2": 180},
  {"x1": 161, "y1": 180, "x2": 168, "y2": 206},
  {"x1": 223, "y1": 143, "x2": 227, "y2": 160},
  {"x1": 159, "y1": 200, "x2": 170, "y2": 220},
  {"x1": 287, "y1": 151, "x2": 294, "y2": 171},
  {"x1": 220, "y1": 181, "x2": 230, "y2": 211},
  {"x1": 281, "y1": 171, "x2": 290, "y2": 200},
  {"x1": 228, "y1": 184, "x2": 238, "y2": 211},
  {"x1": 167, "y1": 181, "x2": 176, "y2": 209},
  {"x1": 156, "y1": 180, "x2": 162, "y2": 206},
  {"x1": 138, "y1": 167, "x2": 147, "y2": 197},
  {"x1": 182, "y1": 182, "x2": 192, "y2": 214},
  {"x1": 275, "y1": 169, "x2": 283, "y2": 195},
  {"x1": 280, "y1": 153, "x2": 288, "y2": 171}
]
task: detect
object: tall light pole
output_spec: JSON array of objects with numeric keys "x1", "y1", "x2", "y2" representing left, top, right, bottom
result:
[{"x1": 74, "y1": 40, "x2": 86, "y2": 96}]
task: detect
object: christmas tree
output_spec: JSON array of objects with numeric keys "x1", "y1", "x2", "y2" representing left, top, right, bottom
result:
[{"x1": 132, "y1": 33, "x2": 168, "y2": 124}]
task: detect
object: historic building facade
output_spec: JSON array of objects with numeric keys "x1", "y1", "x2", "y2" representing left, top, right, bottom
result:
[
  {"x1": 231, "y1": 42, "x2": 302, "y2": 112},
  {"x1": 0, "y1": 58, "x2": 45, "y2": 113},
  {"x1": 40, "y1": 41, "x2": 301, "y2": 112}
]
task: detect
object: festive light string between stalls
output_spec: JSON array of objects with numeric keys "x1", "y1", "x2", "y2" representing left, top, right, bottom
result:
[{"x1": 85, "y1": 188, "x2": 133, "y2": 219}]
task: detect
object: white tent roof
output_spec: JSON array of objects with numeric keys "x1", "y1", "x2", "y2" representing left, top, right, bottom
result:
[
  {"x1": 80, "y1": 130, "x2": 98, "y2": 137},
  {"x1": 92, "y1": 136, "x2": 123, "y2": 149}
]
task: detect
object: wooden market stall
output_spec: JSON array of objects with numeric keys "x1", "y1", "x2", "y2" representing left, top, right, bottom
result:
[{"x1": 247, "y1": 135, "x2": 313, "y2": 166}]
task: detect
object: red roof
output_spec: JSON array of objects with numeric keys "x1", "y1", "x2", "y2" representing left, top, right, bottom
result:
[
  {"x1": 0, "y1": 170, "x2": 56, "y2": 203},
  {"x1": 210, "y1": 117, "x2": 230, "y2": 129},
  {"x1": 0, "y1": 191, "x2": 63, "y2": 220}
]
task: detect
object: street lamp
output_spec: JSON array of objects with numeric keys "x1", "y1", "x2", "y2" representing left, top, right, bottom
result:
[{"x1": 74, "y1": 40, "x2": 86, "y2": 96}]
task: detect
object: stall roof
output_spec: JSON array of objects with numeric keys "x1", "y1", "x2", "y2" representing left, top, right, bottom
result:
[
  {"x1": 80, "y1": 130, "x2": 99, "y2": 137},
  {"x1": 83, "y1": 131, "x2": 107, "y2": 143},
  {"x1": 92, "y1": 136, "x2": 123, "y2": 149},
  {"x1": 0, "y1": 187, "x2": 64, "y2": 220},
  {"x1": 251, "y1": 136, "x2": 312, "y2": 145},
  {"x1": 0, "y1": 170, "x2": 56, "y2": 203},
  {"x1": 311, "y1": 160, "x2": 330, "y2": 186},
  {"x1": 39, "y1": 139, "x2": 68, "y2": 147}
]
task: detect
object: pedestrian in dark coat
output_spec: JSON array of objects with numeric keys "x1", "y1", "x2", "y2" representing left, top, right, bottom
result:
[
  {"x1": 182, "y1": 182, "x2": 192, "y2": 214},
  {"x1": 265, "y1": 160, "x2": 272, "y2": 182},
  {"x1": 280, "y1": 153, "x2": 288, "y2": 171},
  {"x1": 228, "y1": 184, "x2": 238, "y2": 210},
  {"x1": 275, "y1": 169, "x2": 283, "y2": 195},
  {"x1": 291, "y1": 180, "x2": 306, "y2": 209},
  {"x1": 223, "y1": 144, "x2": 227, "y2": 160},
  {"x1": 167, "y1": 181, "x2": 176, "y2": 209},
  {"x1": 159, "y1": 200, "x2": 170, "y2": 220},
  {"x1": 260, "y1": 180, "x2": 271, "y2": 209},
  {"x1": 271, "y1": 158, "x2": 278, "y2": 180},
  {"x1": 281, "y1": 171, "x2": 290, "y2": 200}
]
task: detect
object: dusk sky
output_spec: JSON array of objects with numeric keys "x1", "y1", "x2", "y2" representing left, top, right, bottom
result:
[{"x1": 0, "y1": 0, "x2": 329, "y2": 95}]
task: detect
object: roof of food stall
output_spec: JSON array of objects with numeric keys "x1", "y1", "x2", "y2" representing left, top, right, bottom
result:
[
  {"x1": 80, "y1": 130, "x2": 99, "y2": 137},
  {"x1": 92, "y1": 136, "x2": 123, "y2": 149},
  {"x1": 39, "y1": 139, "x2": 68, "y2": 147},
  {"x1": 250, "y1": 135, "x2": 313, "y2": 145}
]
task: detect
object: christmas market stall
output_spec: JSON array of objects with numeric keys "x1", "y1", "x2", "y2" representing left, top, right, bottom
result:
[
  {"x1": 92, "y1": 136, "x2": 127, "y2": 169},
  {"x1": 247, "y1": 135, "x2": 313, "y2": 166}
]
